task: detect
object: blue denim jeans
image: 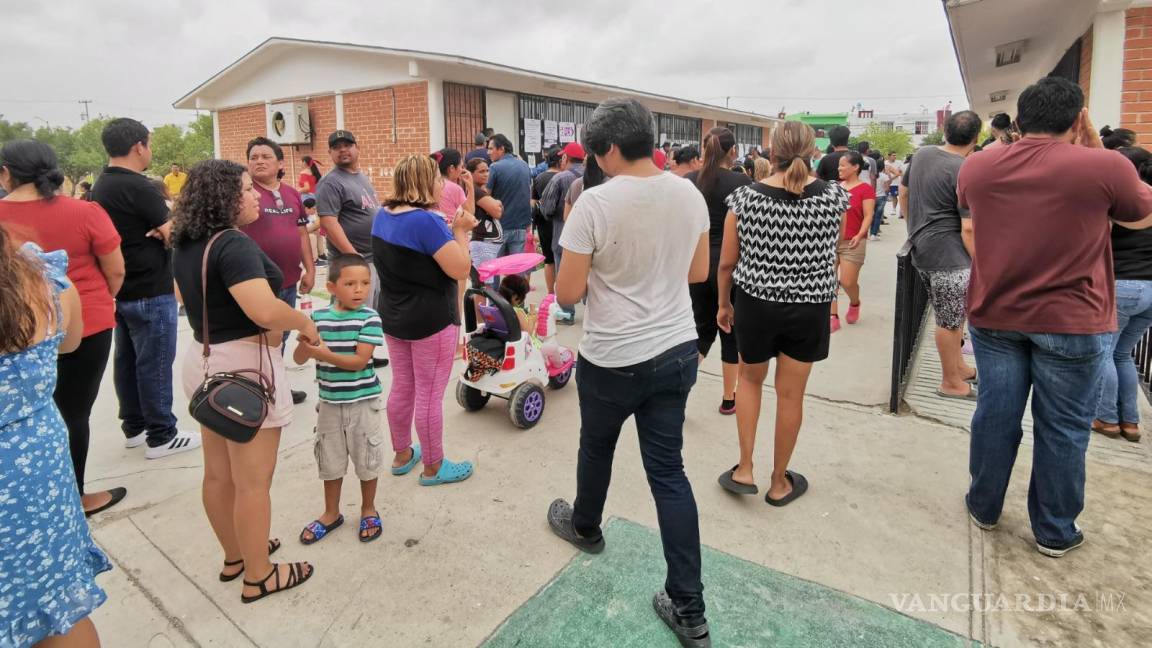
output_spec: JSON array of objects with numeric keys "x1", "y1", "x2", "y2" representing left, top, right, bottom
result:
[
  {"x1": 966, "y1": 326, "x2": 1110, "y2": 546},
  {"x1": 114, "y1": 294, "x2": 179, "y2": 445},
  {"x1": 870, "y1": 196, "x2": 887, "y2": 236},
  {"x1": 278, "y1": 286, "x2": 298, "y2": 351},
  {"x1": 1096, "y1": 279, "x2": 1152, "y2": 424},
  {"x1": 572, "y1": 340, "x2": 705, "y2": 624},
  {"x1": 499, "y1": 228, "x2": 528, "y2": 258}
]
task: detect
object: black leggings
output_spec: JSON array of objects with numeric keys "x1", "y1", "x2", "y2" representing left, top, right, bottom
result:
[
  {"x1": 534, "y1": 212, "x2": 555, "y2": 265},
  {"x1": 690, "y1": 248, "x2": 739, "y2": 364},
  {"x1": 54, "y1": 329, "x2": 113, "y2": 495}
]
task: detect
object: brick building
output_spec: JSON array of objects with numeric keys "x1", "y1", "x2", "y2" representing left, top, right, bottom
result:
[
  {"x1": 175, "y1": 38, "x2": 779, "y2": 197},
  {"x1": 946, "y1": 0, "x2": 1152, "y2": 139}
]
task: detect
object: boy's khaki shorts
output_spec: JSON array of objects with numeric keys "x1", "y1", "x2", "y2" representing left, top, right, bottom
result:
[{"x1": 314, "y1": 398, "x2": 384, "y2": 481}]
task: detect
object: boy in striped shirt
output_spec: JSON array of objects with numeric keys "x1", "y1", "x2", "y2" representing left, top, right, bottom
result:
[{"x1": 293, "y1": 254, "x2": 386, "y2": 544}]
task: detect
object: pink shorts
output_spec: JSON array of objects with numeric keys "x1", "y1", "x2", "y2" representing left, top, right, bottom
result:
[{"x1": 181, "y1": 338, "x2": 294, "y2": 430}]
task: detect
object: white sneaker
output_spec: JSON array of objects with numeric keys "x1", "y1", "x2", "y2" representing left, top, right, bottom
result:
[
  {"x1": 145, "y1": 430, "x2": 202, "y2": 460},
  {"x1": 124, "y1": 431, "x2": 147, "y2": 449}
]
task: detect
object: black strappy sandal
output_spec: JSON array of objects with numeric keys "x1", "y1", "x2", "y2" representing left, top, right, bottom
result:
[
  {"x1": 219, "y1": 539, "x2": 282, "y2": 582},
  {"x1": 241, "y1": 562, "x2": 314, "y2": 604}
]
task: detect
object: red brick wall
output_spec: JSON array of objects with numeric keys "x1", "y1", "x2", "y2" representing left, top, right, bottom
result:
[
  {"x1": 215, "y1": 82, "x2": 430, "y2": 198},
  {"x1": 1122, "y1": 7, "x2": 1152, "y2": 138},
  {"x1": 1080, "y1": 27, "x2": 1093, "y2": 106}
]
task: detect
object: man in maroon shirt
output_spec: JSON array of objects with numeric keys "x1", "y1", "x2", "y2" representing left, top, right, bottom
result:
[
  {"x1": 244, "y1": 136, "x2": 316, "y2": 404},
  {"x1": 957, "y1": 77, "x2": 1152, "y2": 558}
]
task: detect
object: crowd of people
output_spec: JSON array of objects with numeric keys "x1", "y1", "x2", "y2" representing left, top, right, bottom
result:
[{"x1": 3, "y1": 73, "x2": 1150, "y2": 647}]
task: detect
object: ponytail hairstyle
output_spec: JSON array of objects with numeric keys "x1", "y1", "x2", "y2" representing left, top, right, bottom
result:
[
  {"x1": 0, "y1": 224, "x2": 55, "y2": 353},
  {"x1": 302, "y1": 155, "x2": 322, "y2": 181},
  {"x1": 770, "y1": 121, "x2": 816, "y2": 194},
  {"x1": 0, "y1": 139, "x2": 65, "y2": 200},
  {"x1": 841, "y1": 150, "x2": 866, "y2": 180},
  {"x1": 1101, "y1": 126, "x2": 1137, "y2": 150},
  {"x1": 432, "y1": 148, "x2": 463, "y2": 176},
  {"x1": 1117, "y1": 146, "x2": 1152, "y2": 185},
  {"x1": 696, "y1": 126, "x2": 737, "y2": 196},
  {"x1": 583, "y1": 154, "x2": 606, "y2": 190}
]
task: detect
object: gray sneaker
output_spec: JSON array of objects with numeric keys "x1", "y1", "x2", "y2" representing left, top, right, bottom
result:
[
  {"x1": 1037, "y1": 528, "x2": 1085, "y2": 558},
  {"x1": 652, "y1": 591, "x2": 711, "y2": 647}
]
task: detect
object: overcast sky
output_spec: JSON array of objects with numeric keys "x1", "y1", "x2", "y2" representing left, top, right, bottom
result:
[{"x1": 0, "y1": 0, "x2": 966, "y2": 130}]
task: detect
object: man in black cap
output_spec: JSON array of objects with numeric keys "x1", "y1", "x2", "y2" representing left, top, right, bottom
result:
[{"x1": 315, "y1": 130, "x2": 387, "y2": 366}]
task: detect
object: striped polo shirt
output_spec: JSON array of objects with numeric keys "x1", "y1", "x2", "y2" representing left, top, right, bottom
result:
[{"x1": 313, "y1": 306, "x2": 384, "y2": 403}]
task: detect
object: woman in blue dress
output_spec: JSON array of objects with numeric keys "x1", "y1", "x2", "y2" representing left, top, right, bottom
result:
[{"x1": 0, "y1": 225, "x2": 110, "y2": 647}]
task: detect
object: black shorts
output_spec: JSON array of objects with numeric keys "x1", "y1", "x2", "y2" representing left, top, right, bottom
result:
[
  {"x1": 734, "y1": 288, "x2": 831, "y2": 363},
  {"x1": 533, "y1": 212, "x2": 555, "y2": 265}
]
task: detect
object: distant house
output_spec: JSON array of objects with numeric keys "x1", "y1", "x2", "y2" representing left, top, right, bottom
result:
[{"x1": 175, "y1": 38, "x2": 780, "y2": 196}]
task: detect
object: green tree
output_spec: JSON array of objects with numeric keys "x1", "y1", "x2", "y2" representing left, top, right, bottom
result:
[
  {"x1": 0, "y1": 118, "x2": 34, "y2": 144},
  {"x1": 920, "y1": 130, "x2": 945, "y2": 146},
  {"x1": 146, "y1": 116, "x2": 213, "y2": 175},
  {"x1": 853, "y1": 123, "x2": 914, "y2": 157}
]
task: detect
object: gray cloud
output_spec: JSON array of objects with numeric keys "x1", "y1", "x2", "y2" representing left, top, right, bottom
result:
[{"x1": 0, "y1": 0, "x2": 965, "y2": 129}]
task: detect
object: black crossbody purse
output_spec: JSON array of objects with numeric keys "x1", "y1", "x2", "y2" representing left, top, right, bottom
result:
[{"x1": 187, "y1": 230, "x2": 277, "y2": 443}]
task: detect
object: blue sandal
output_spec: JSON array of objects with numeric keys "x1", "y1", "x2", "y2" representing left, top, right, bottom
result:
[
  {"x1": 359, "y1": 513, "x2": 383, "y2": 543},
  {"x1": 391, "y1": 445, "x2": 422, "y2": 476},
  {"x1": 299, "y1": 514, "x2": 344, "y2": 545},
  {"x1": 418, "y1": 459, "x2": 474, "y2": 486}
]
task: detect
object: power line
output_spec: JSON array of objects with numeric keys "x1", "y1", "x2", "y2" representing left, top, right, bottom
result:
[{"x1": 703, "y1": 92, "x2": 960, "y2": 102}]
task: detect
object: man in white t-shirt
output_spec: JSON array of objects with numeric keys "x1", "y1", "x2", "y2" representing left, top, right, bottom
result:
[{"x1": 546, "y1": 98, "x2": 713, "y2": 648}]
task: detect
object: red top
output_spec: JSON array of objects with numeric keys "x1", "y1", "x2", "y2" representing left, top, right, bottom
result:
[
  {"x1": 841, "y1": 182, "x2": 875, "y2": 239},
  {"x1": 298, "y1": 171, "x2": 318, "y2": 195},
  {"x1": 958, "y1": 138, "x2": 1152, "y2": 334},
  {"x1": 242, "y1": 184, "x2": 308, "y2": 286},
  {"x1": 0, "y1": 197, "x2": 122, "y2": 336}
]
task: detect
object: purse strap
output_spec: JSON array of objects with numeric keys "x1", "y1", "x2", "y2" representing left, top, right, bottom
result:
[
  {"x1": 199, "y1": 230, "x2": 229, "y2": 361},
  {"x1": 197, "y1": 229, "x2": 278, "y2": 399}
]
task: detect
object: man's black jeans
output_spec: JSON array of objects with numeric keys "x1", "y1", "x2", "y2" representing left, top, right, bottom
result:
[{"x1": 572, "y1": 340, "x2": 705, "y2": 624}]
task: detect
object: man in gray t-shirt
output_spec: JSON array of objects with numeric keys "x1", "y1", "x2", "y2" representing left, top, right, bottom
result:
[
  {"x1": 903, "y1": 111, "x2": 982, "y2": 399},
  {"x1": 316, "y1": 129, "x2": 387, "y2": 366},
  {"x1": 316, "y1": 130, "x2": 379, "y2": 262}
]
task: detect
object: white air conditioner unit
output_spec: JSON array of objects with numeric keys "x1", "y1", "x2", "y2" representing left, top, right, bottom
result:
[{"x1": 267, "y1": 102, "x2": 311, "y2": 145}]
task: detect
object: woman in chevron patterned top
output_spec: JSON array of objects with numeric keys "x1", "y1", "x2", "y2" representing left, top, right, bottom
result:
[{"x1": 714, "y1": 121, "x2": 849, "y2": 507}]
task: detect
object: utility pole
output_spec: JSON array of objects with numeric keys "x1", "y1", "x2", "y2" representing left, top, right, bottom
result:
[
  {"x1": 725, "y1": 96, "x2": 731, "y2": 108},
  {"x1": 78, "y1": 99, "x2": 92, "y2": 122}
]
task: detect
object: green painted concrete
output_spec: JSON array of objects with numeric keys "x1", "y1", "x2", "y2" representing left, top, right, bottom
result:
[{"x1": 483, "y1": 518, "x2": 979, "y2": 648}]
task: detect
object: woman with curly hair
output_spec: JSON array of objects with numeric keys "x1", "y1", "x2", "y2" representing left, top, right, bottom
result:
[{"x1": 171, "y1": 159, "x2": 320, "y2": 604}]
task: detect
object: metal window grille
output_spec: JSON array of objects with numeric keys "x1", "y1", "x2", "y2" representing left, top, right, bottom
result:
[
  {"x1": 657, "y1": 114, "x2": 702, "y2": 147},
  {"x1": 444, "y1": 82, "x2": 486, "y2": 154}
]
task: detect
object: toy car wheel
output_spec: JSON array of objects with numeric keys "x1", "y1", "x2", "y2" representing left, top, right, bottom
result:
[
  {"x1": 509, "y1": 383, "x2": 545, "y2": 429},
  {"x1": 456, "y1": 382, "x2": 490, "y2": 411},
  {"x1": 548, "y1": 366, "x2": 573, "y2": 389}
]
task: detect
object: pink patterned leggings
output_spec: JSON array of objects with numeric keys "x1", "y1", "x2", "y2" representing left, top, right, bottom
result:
[{"x1": 385, "y1": 325, "x2": 458, "y2": 466}]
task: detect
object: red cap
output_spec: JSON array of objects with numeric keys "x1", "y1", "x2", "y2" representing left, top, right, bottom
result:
[
  {"x1": 561, "y1": 142, "x2": 586, "y2": 161},
  {"x1": 652, "y1": 149, "x2": 667, "y2": 170}
]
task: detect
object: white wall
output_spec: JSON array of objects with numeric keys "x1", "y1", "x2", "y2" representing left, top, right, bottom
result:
[
  {"x1": 485, "y1": 90, "x2": 519, "y2": 153},
  {"x1": 427, "y1": 79, "x2": 445, "y2": 151},
  {"x1": 1090, "y1": 10, "x2": 1126, "y2": 129}
]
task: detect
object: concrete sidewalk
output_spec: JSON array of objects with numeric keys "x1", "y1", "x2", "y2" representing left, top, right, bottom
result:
[{"x1": 80, "y1": 214, "x2": 1148, "y2": 647}]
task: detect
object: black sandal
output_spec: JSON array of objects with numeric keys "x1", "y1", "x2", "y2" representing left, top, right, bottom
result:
[
  {"x1": 219, "y1": 539, "x2": 282, "y2": 582},
  {"x1": 765, "y1": 471, "x2": 809, "y2": 507},
  {"x1": 240, "y1": 562, "x2": 314, "y2": 604}
]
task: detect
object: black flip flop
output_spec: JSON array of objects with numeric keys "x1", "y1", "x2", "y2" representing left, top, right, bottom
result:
[
  {"x1": 765, "y1": 471, "x2": 809, "y2": 507},
  {"x1": 84, "y1": 486, "x2": 128, "y2": 518},
  {"x1": 717, "y1": 466, "x2": 758, "y2": 495}
]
